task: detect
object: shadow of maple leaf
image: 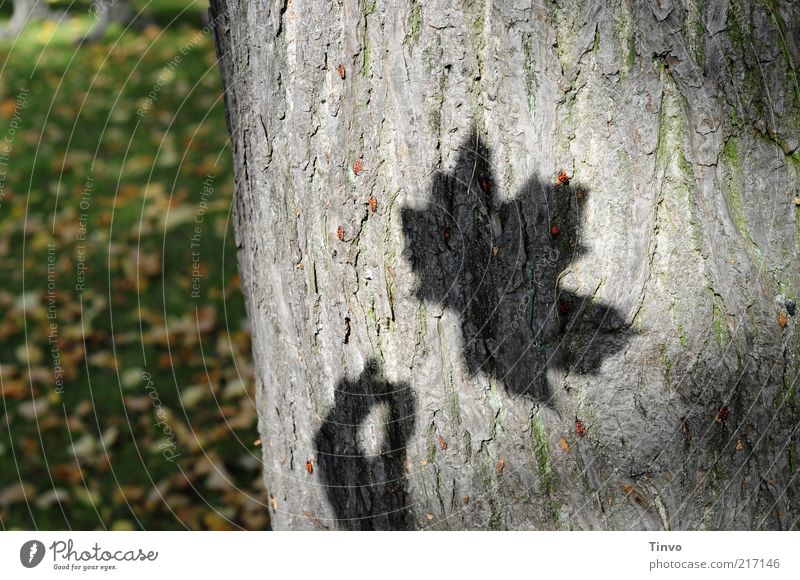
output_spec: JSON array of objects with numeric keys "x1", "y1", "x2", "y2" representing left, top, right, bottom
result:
[{"x1": 401, "y1": 126, "x2": 636, "y2": 402}]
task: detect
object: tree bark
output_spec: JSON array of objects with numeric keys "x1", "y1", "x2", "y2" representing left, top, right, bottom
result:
[
  {"x1": 2, "y1": 0, "x2": 54, "y2": 39},
  {"x1": 80, "y1": 0, "x2": 137, "y2": 45},
  {"x1": 210, "y1": 0, "x2": 800, "y2": 530}
]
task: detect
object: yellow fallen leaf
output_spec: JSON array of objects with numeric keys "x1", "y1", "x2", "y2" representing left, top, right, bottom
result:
[
  {"x1": 111, "y1": 520, "x2": 136, "y2": 531},
  {"x1": 202, "y1": 512, "x2": 236, "y2": 531},
  {"x1": 559, "y1": 436, "x2": 570, "y2": 453}
]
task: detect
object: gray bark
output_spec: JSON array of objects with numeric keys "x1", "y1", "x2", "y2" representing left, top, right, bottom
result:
[
  {"x1": 80, "y1": 0, "x2": 136, "y2": 44},
  {"x1": 211, "y1": 0, "x2": 800, "y2": 530},
  {"x1": 1, "y1": 0, "x2": 54, "y2": 38}
]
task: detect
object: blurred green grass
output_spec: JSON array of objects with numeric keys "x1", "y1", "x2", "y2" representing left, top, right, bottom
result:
[{"x1": 0, "y1": 1, "x2": 267, "y2": 530}]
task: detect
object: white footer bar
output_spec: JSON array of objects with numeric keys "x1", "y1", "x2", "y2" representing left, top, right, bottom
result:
[{"x1": 1, "y1": 531, "x2": 798, "y2": 579}]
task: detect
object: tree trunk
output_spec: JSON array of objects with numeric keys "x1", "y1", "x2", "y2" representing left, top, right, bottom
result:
[
  {"x1": 2, "y1": 0, "x2": 53, "y2": 39},
  {"x1": 210, "y1": 0, "x2": 800, "y2": 530},
  {"x1": 80, "y1": 0, "x2": 137, "y2": 45}
]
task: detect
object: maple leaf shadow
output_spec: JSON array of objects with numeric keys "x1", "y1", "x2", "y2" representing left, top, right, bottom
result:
[
  {"x1": 401, "y1": 127, "x2": 636, "y2": 402},
  {"x1": 314, "y1": 128, "x2": 636, "y2": 529},
  {"x1": 314, "y1": 359, "x2": 417, "y2": 530}
]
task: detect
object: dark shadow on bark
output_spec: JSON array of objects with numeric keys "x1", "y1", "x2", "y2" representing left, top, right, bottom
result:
[
  {"x1": 315, "y1": 127, "x2": 638, "y2": 528},
  {"x1": 401, "y1": 127, "x2": 636, "y2": 402},
  {"x1": 314, "y1": 359, "x2": 417, "y2": 530}
]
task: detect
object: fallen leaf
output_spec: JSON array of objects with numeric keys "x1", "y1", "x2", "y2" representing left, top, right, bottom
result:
[
  {"x1": 101, "y1": 426, "x2": 120, "y2": 448},
  {"x1": 0, "y1": 482, "x2": 36, "y2": 506},
  {"x1": 0, "y1": 99, "x2": 19, "y2": 118},
  {"x1": 241, "y1": 508, "x2": 269, "y2": 529},
  {"x1": 222, "y1": 378, "x2": 247, "y2": 399},
  {"x1": 205, "y1": 468, "x2": 235, "y2": 492},
  {"x1": 50, "y1": 463, "x2": 83, "y2": 483},
  {"x1": 113, "y1": 486, "x2": 146, "y2": 503},
  {"x1": 181, "y1": 385, "x2": 209, "y2": 409},
  {"x1": 35, "y1": 488, "x2": 69, "y2": 509},
  {"x1": 16, "y1": 398, "x2": 49, "y2": 420},
  {"x1": 111, "y1": 520, "x2": 136, "y2": 531},
  {"x1": 70, "y1": 434, "x2": 97, "y2": 459},
  {"x1": 0, "y1": 381, "x2": 28, "y2": 400},
  {"x1": 15, "y1": 344, "x2": 43, "y2": 365},
  {"x1": 124, "y1": 396, "x2": 152, "y2": 412},
  {"x1": 559, "y1": 436, "x2": 570, "y2": 453}
]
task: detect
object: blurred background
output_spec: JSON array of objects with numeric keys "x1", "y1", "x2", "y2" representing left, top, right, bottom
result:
[{"x1": 0, "y1": 0, "x2": 267, "y2": 530}]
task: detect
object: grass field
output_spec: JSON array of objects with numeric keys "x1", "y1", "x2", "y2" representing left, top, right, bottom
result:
[{"x1": 0, "y1": 1, "x2": 267, "y2": 530}]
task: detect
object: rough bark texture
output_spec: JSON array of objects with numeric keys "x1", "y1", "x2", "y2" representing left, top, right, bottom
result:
[{"x1": 211, "y1": 0, "x2": 800, "y2": 530}]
